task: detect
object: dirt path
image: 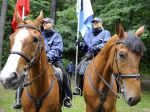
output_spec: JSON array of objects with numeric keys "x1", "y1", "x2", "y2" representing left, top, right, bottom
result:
[{"x1": 0, "y1": 109, "x2": 5, "y2": 112}]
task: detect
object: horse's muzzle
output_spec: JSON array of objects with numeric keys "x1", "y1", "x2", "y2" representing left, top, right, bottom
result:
[
  {"x1": 128, "y1": 97, "x2": 141, "y2": 106},
  {"x1": 0, "y1": 72, "x2": 19, "y2": 89}
]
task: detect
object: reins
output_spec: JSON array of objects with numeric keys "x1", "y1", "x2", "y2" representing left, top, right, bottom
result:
[
  {"x1": 90, "y1": 59, "x2": 119, "y2": 98},
  {"x1": 22, "y1": 69, "x2": 47, "y2": 87}
]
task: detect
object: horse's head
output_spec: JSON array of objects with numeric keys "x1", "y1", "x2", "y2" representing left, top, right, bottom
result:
[
  {"x1": 112, "y1": 22, "x2": 146, "y2": 106},
  {"x1": 0, "y1": 11, "x2": 44, "y2": 89}
]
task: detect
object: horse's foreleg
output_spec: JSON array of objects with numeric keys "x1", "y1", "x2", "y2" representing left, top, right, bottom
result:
[
  {"x1": 111, "y1": 108, "x2": 116, "y2": 112},
  {"x1": 105, "y1": 107, "x2": 116, "y2": 112},
  {"x1": 86, "y1": 104, "x2": 97, "y2": 112},
  {"x1": 104, "y1": 103, "x2": 116, "y2": 112}
]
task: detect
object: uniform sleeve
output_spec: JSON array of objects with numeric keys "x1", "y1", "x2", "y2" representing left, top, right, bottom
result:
[
  {"x1": 46, "y1": 33, "x2": 63, "y2": 61},
  {"x1": 96, "y1": 30, "x2": 111, "y2": 49}
]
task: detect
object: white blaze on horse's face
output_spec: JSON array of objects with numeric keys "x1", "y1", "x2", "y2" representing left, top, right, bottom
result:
[{"x1": 0, "y1": 28, "x2": 29, "y2": 89}]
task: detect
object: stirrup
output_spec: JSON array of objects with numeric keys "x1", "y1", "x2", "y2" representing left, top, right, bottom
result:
[{"x1": 73, "y1": 87, "x2": 82, "y2": 96}]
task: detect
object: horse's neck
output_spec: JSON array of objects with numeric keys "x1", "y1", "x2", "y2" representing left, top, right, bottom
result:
[
  {"x1": 91, "y1": 35, "x2": 118, "y2": 85},
  {"x1": 28, "y1": 50, "x2": 54, "y2": 97}
]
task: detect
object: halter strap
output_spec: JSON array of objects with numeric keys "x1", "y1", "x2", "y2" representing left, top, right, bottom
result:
[{"x1": 10, "y1": 51, "x2": 31, "y2": 63}]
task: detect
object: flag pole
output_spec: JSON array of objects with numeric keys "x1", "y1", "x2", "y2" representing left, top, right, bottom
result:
[
  {"x1": 75, "y1": 2, "x2": 81, "y2": 88},
  {"x1": 22, "y1": 6, "x2": 25, "y2": 20}
]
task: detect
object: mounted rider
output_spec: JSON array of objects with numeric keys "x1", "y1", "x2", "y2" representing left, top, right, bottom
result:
[
  {"x1": 41, "y1": 18, "x2": 72, "y2": 108},
  {"x1": 73, "y1": 17, "x2": 111, "y2": 95}
]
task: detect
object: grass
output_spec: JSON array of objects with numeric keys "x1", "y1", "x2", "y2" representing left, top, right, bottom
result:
[
  {"x1": 0, "y1": 85, "x2": 150, "y2": 112},
  {"x1": 0, "y1": 86, "x2": 15, "y2": 112},
  {"x1": 116, "y1": 91, "x2": 150, "y2": 112}
]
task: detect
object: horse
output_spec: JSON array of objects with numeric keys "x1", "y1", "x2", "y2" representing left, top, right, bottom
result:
[
  {"x1": 83, "y1": 21, "x2": 146, "y2": 112},
  {"x1": 0, "y1": 11, "x2": 62, "y2": 112}
]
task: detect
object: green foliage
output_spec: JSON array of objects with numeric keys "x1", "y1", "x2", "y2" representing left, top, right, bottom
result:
[
  {"x1": 29, "y1": 0, "x2": 51, "y2": 19},
  {"x1": 0, "y1": 0, "x2": 1, "y2": 9},
  {"x1": 56, "y1": 6, "x2": 77, "y2": 50},
  {"x1": 140, "y1": 63, "x2": 150, "y2": 76}
]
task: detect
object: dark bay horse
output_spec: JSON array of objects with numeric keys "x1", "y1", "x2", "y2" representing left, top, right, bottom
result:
[
  {"x1": 83, "y1": 22, "x2": 146, "y2": 112},
  {"x1": 0, "y1": 11, "x2": 61, "y2": 112}
]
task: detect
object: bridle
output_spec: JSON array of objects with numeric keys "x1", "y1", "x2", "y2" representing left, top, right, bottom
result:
[
  {"x1": 10, "y1": 24, "x2": 44, "y2": 87},
  {"x1": 112, "y1": 35, "x2": 141, "y2": 94},
  {"x1": 11, "y1": 24, "x2": 56, "y2": 111}
]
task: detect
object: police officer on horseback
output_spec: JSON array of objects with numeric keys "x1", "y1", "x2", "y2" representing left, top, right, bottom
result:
[
  {"x1": 42, "y1": 18, "x2": 72, "y2": 108},
  {"x1": 73, "y1": 17, "x2": 111, "y2": 96}
]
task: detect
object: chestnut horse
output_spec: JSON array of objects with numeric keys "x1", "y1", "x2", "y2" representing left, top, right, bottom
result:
[
  {"x1": 83, "y1": 22, "x2": 146, "y2": 112},
  {"x1": 0, "y1": 11, "x2": 61, "y2": 112}
]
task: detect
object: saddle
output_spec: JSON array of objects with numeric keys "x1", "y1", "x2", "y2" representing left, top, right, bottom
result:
[
  {"x1": 52, "y1": 65, "x2": 63, "y2": 81},
  {"x1": 52, "y1": 65, "x2": 64, "y2": 96},
  {"x1": 78, "y1": 61, "x2": 90, "y2": 76}
]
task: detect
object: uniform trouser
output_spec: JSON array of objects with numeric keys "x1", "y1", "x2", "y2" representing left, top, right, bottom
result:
[
  {"x1": 53, "y1": 61, "x2": 72, "y2": 99},
  {"x1": 68, "y1": 72, "x2": 73, "y2": 78},
  {"x1": 75, "y1": 57, "x2": 88, "y2": 91},
  {"x1": 75, "y1": 51, "x2": 99, "y2": 89}
]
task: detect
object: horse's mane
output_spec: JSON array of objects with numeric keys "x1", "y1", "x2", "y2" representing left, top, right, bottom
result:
[{"x1": 125, "y1": 32, "x2": 146, "y2": 53}]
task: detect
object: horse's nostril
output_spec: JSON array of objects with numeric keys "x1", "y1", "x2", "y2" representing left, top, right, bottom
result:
[
  {"x1": 10, "y1": 72, "x2": 18, "y2": 79},
  {"x1": 6, "y1": 72, "x2": 18, "y2": 83},
  {"x1": 129, "y1": 97, "x2": 134, "y2": 102},
  {"x1": 128, "y1": 97, "x2": 140, "y2": 106}
]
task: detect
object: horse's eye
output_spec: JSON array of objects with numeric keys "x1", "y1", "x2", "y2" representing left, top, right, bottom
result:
[{"x1": 33, "y1": 37, "x2": 39, "y2": 43}]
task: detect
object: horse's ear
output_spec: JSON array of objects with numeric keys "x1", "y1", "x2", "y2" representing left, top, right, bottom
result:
[
  {"x1": 35, "y1": 10, "x2": 43, "y2": 26},
  {"x1": 135, "y1": 26, "x2": 144, "y2": 37},
  {"x1": 115, "y1": 23, "x2": 125, "y2": 39},
  {"x1": 15, "y1": 10, "x2": 22, "y2": 24}
]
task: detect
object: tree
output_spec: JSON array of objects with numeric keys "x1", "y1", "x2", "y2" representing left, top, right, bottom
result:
[
  {"x1": 50, "y1": 0, "x2": 57, "y2": 21},
  {"x1": 0, "y1": 0, "x2": 8, "y2": 69}
]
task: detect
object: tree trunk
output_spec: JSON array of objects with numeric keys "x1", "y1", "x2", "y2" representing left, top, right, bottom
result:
[
  {"x1": 0, "y1": 0, "x2": 8, "y2": 69},
  {"x1": 50, "y1": 0, "x2": 57, "y2": 23}
]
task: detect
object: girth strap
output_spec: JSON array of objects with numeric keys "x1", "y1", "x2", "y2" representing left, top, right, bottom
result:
[{"x1": 26, "y1": 79, "x2": 55, "y2": 112}]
